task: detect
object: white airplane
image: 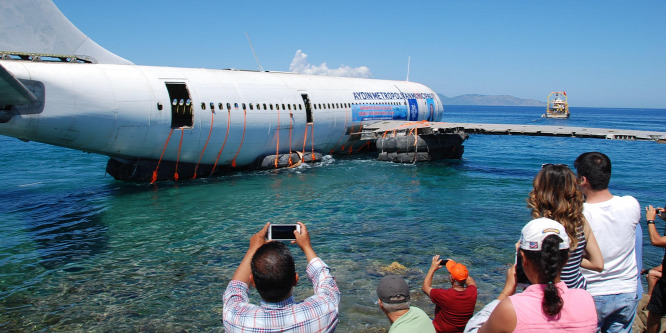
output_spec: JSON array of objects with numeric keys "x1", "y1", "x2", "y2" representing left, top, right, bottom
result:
[{"x1": 0, "y1": 0, "x2": 458, "y2": 182}]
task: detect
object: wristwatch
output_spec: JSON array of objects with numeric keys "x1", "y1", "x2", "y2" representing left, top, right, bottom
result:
[{"x1": 647, "y1": 220, "x2": 655, "y2": 224}]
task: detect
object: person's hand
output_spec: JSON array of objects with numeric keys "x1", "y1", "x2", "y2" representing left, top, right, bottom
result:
[
  {"x1": 231, "y1": 223, "x2": 269, "y2": 284},
  {"x1": 430, "y1": 255, "x2": 444, "y2": 272},
  {"x1": 292, "y1": 221, "x2": 310, "y2": 247},
  {"x1": 658, "y1": 206, "x2": 666, "y2": 221},
  {"x1": 502, "y1": 265, "x2": 517, "y2": 297},
  {"x1": 647, "y1": 205, "x2": 658, "y2": 222},
  {"x1": 249, "y1": 222, "x2": 270, "y2": 251},
  {"x1": 292, "y1": 222, "x2": 316, "y2": 261}
]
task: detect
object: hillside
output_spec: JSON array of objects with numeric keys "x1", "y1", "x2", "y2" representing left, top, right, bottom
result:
[{"x1": 438, "y1": 93, "x2": 545, "y2": 106}]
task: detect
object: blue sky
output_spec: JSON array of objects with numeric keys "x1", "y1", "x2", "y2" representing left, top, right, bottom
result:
[{"x1": 53, "y1": 0, "x2": 665, "y2": 108}]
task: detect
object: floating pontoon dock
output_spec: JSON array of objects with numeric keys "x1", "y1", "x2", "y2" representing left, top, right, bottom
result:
[
  {"x1": 362, "y1": 121, "x2": 666, "y2": 142},
  {"x1": 357, "y1": 120, "x2": 666, "y2": 163}
]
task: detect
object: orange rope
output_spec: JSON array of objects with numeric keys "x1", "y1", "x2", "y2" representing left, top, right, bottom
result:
[
  {"x1": 174, "y1": 128, "x2": 184, "y2": 181},
  {"x1": 356, "y1": 141, "x2": 371, "y2": 153},
  {"x1": 210, "y1": 109, "x2": 231, "y2": 176},
  {"x1": 288, "y1": 113, "x2": 293, "y2": 166},
  {"x1": 310, "y1": 122, "x2": 315, "y2": 160},
  {"x1": 231, "y1": 108, "x2": 247, "y2": 167},
  {"x1": 151, "y1": 128, "x2": 175, "y2": 184},
  {"x1": 193, "y1": 109, "x2": 215, "y2": 179},
  {"x1": 275, "y1": 106, "x2": 280, "y2": 168},
  {"x1": 302, "y1": 123, "x2": 309, "y2": 154}
]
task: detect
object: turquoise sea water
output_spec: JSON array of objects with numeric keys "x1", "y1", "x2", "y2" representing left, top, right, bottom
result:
[{"x1": 1, "y1": 105, "x2": 665, "y2": 332}]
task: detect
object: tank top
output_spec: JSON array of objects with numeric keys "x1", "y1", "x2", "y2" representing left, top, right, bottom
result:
[
  {"x1": 560, "y1": 225, "x2": 587, "y2": 289},
  {"x1": 509, "y1": 282, "x2": 597, "y2": 332}
]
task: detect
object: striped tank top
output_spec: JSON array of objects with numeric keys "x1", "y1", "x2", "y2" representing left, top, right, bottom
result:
[{"x1": 560, "y1": 225, "x2": 587, "y2": 289}]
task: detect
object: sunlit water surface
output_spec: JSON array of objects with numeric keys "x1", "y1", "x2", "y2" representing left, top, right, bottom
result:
[{"x1": 1, "y1": 106, "x2": 665, "y2": 332}]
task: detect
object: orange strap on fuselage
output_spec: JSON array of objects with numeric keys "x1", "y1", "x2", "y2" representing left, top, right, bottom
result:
[
  {"x1": 231, "y1": 108, "x2": 247, "y2": 167},
  {"x1": 151, "y1": 128, "x2": 175, "y2": 184},
  {"x1": 210, "y1": 109, "x2": 231, "y2": 176},
  {"x1": 174, "y1": 128, "x2": 184, "y2": 181},
  {"x1": 193, "y1": 109, "x2": 215, "y2": 179}
]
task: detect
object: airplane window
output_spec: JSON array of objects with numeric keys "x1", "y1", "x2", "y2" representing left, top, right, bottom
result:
[
  {"x1": 299, "y1": 105, "x2": 302, "y2": 110},
  {"x1": 319, "y1": 104, "x2": 322, "y2": 109},
  {"x1": 313, "y1": 104, "x2": 317, "y2": 110},
  {"x1": 256, "y1": 103, "x2": 260, "y2": 110},
  {"x1": 201, "y1": 102, "x2": 206, "y2": 110},
  {"x1": 234, "y1": 103, "x2": 239, "y2": 109},
  {"x1": 249, "y1": 104, "x2": 254, "y2": 110},
  {"x1": 157, "y1": 102, "x2": 163, "y2": 111},
  {"x1": 293, "y1": 104, "x2": 296, "y2": 110},
  {"x1": 270, "y1": 104, "x2": 273, "y2": 110},
  {"x1": 288, "y1": 104, "x2": 291, "y2": 110},
  {"x1": 218, "y1": 103, "x2": 223, "y2": 110},
  {"x1": 282, "y1": 104, "x2": 286, "y2": 110},
  {"x1": 227, "y1": 103, "x2": 231, "y2": 110},
  {"x1": 263, "y1": 103, "x2": 267, "y2": 110},
  {"x1": 242, "y1": 103, "x2": 246, "y2": 110},
  {"x1": 210, "y1": 102, "x2": 215, "y2": 110}
]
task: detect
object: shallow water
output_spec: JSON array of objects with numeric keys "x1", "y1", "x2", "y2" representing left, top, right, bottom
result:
[{"x1": 1, "y1": 105, "x2": 665, "y2": 332}]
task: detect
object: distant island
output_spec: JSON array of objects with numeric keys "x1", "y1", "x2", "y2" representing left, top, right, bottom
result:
[{"x1": 438, "y1": 93, "x2": 545, "y2": 106}]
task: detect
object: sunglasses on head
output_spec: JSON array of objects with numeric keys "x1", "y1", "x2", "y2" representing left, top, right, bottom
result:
[{"x1": 541, "y1": 163, "x2": 568, "y2": 168}]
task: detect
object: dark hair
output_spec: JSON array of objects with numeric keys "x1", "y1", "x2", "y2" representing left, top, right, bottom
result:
[
  {"x1": 574, "y1": 152, "x2": 611, "y2": 190},
  {"x1": 251, "y1": 242, "x2": 296, "y2": 302},
  {"x1": 521, "y1": 235, "x2": 569, "y2": 317}
]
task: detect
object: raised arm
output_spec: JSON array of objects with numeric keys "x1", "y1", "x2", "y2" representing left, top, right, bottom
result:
[
  {"x1": 231, "y1": 222, "x2": 270, "y2": 284},
  {"x1": 647, "y1": 206, "x2": 666, "y2": 248},
  {"x1": 478, "y1": 265, "x2": 518, "y2": 333},
  {"x1": 293, "y1": 222, "x2": 317, "y2": 262},
  {"x1": 581, "y1": 220, "x2": 604, "y2": 272},
  {"x1": 423, "y1": 255, "x2": 444, "y2": 296}
]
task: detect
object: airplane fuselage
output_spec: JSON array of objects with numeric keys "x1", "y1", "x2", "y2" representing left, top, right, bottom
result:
[{"x1": 0, "y1": 60, "x2": 444, "y2": 180}]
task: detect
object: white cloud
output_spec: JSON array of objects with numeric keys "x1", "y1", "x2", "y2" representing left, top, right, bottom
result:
[{"x1": 289, "y1": 50, "x2": 372, "y2": 78}]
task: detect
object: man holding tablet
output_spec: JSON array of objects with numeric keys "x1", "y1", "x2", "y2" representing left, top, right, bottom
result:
[{"x1": 223, "y1": 222, "x2": 340, "y2": 332}]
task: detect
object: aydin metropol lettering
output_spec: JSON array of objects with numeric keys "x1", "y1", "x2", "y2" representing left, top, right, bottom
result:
[
  {"x1": 351, "y1": 91, "x2": 435, "y2": 121},
  {"x1": 352, "y1": 91, "x2": 434, "y2": 100}
]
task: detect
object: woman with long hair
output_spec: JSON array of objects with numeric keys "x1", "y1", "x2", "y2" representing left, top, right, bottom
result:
[
  {"x1": 527, "y1": 163, "x2": 603, "y2": 288},
  {"x1": 478, "y1": 218, "x2": 597, "y2": 332}
]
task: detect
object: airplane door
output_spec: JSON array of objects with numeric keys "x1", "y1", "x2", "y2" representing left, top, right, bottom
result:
[
  {"x1": 165, "y1": 82, "x2": 193, "y2": 128},
  {"x1": 301, "y1": 93, "x2": 313, "y2": 123}
]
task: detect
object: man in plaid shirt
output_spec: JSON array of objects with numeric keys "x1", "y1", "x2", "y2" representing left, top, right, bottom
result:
[{"x1": 223, "y1": 222, "x2": 340, "y2": 332}]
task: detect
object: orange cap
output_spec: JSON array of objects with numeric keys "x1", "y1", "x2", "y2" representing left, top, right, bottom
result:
[{"x1": 446, "y1": 260, "x2": 469, "y2": 282}]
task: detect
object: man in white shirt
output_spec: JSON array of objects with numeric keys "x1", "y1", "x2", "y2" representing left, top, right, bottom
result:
[{"x1": 575, "y1": 152, "x2": 640, "y2": 333}]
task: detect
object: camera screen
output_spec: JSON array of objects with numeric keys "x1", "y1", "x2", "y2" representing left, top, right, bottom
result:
[{"x1": 271, "y1": 225, "x2": 297, "y2": 240}]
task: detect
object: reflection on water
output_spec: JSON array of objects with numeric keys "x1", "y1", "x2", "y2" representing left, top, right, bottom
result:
[
  {"x1": 0, "y1": 106, "x2": 665, "y2": 332},
  {"x1": 25, "y1": 196, "x2": 108, "y2": 270}
]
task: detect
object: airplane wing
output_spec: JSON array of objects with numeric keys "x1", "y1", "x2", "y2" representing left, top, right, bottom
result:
[{"x1": 0, "y1": 63, "x2": 36, "y2": 105}]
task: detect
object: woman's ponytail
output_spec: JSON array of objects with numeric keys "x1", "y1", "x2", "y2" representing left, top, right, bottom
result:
[
  {"x1": 540, "y1": 235, "x2": 568, "y2": 316},
  {"x1": 522, "y1": 234, "x2": 569, "y2": 317}
]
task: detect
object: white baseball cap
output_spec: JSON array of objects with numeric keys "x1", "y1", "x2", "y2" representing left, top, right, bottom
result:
[{"x1": 519, "y1": 218, "x2": 570, "y2": 251}]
